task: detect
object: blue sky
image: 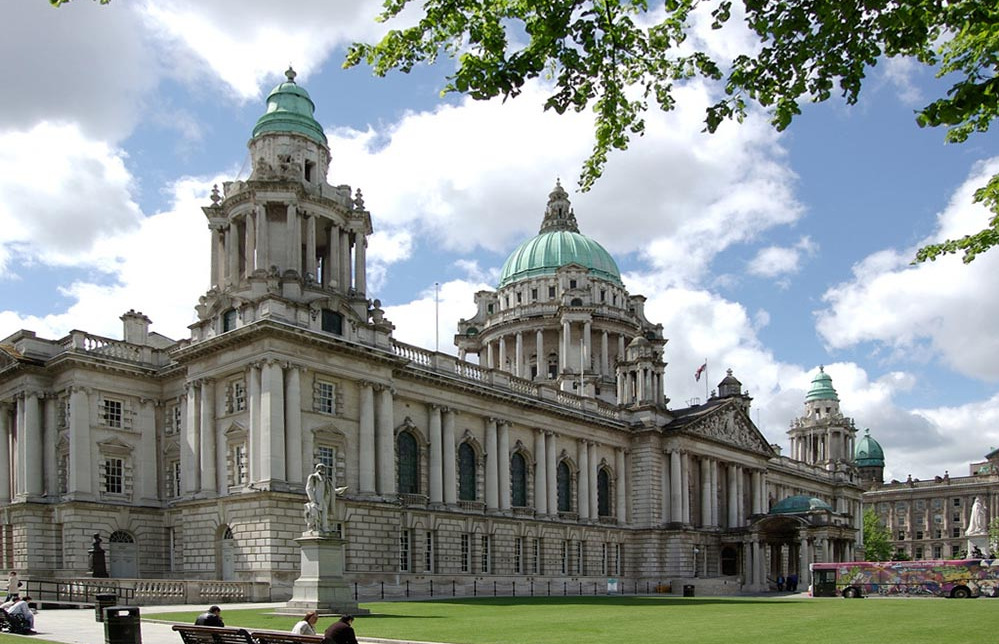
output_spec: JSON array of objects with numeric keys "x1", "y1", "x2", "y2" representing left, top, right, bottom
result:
[{"x1": 3, "y1": 0, "x2": 999, "y2": 482}]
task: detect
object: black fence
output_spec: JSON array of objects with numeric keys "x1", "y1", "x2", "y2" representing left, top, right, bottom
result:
[
  {"x1": 24, "y1": 579, "x2": 136, "y2": 606},
  {"x1": 352, "y1": 579, "x2": 669, "y2": 601}
]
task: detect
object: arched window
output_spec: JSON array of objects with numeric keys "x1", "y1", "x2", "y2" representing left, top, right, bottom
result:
[
  {"x1": 109, "y1": 530, "x2": 134, "y2": 544},
  {"x1": 459, "y1": 443, "x2": 477, "y2": 501},
  {"x1": 397, "y1": 431, "x2": 419, "y2": 494},
  {"x1": 511, "y1": 452, "x2": 527, "y2": 507},
  {"x1": 597, "y1": 468, "x2": 611, "y2": 517},
  {"x1": 557, "y1": 461, "x2": 572, "y2": 512}
]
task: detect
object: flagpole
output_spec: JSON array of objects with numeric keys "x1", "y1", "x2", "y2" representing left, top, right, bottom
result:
[
  {"x1": 434, "y1": 282, "x2": 440, "y2": 353},
  {"x1": 703, "y1": 359, "x2": 708, "y2": 401}
]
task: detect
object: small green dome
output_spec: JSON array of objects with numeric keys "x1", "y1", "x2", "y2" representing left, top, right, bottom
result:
[
  {"x1": 252, "y1": 67, "x2": 327, "y2": 145},
  {"x1": 805, "y1": 366, "x2": 839, "y2": 402},
  {"x1": 770, "y1": 495, "x2": 834, "y2": 515},
  {"x1": 498, "y1": 181, "x2": 622, "y2": 287},
  {"x1": 854, "y1": 429, "x2": 885, "y2": 467}
]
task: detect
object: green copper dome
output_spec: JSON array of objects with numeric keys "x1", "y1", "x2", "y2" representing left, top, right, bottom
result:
[
  {"x1": 770, "y1": 495, "x2": 834, "y2": 515},
  {"x1": 252, "y1": 67, "x2": 327, "y2": 145},
  {"x1": 854, "y1": 429, "x2": 885, "y2": 467},
  {"x1": 498, "y1": 182, "x2": 622, "y2": 287},
  {"x1": 805, "y1": 366, "x2": 839, "y2": 402}
]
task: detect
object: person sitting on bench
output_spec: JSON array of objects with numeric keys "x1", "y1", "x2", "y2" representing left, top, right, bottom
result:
[{"x1": 6, "y1": 595, "x2": 35, "y2": 634}]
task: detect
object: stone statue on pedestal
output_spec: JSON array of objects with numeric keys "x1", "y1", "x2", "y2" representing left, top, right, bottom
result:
[
  {"x1": 966, "y1": 497, "x2": 988, "y2": 536},
  {"x1": 304, "y1": 463, "x2": 347, "y2": 534}
]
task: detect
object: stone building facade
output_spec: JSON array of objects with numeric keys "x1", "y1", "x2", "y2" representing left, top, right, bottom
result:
[{"x1": 0, "y1": 69, "x2": 864, "y2": 598}]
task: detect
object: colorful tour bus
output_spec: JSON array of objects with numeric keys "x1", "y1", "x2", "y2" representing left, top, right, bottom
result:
[{"x1": 810, "y1": 559, "x2": 999, "y2": 598}]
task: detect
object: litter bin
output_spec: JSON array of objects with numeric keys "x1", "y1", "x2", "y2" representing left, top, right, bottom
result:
[
  {"x1": 104, "y1": 606, "x2": 142, "y2": 644},
  {"x1": 94, "y1": 593, "x2": 117, "y2": 622},
  {"x1": 683, "y1": 584, "x2": 695, "y2": 597}
]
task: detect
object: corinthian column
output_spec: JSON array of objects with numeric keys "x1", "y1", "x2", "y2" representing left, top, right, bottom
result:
[
  {"x1": 485, "y1": 418, "x2": 498, "y2": 510},
  {"x1": 358, "y1": 382, "x2": 375, "y2": 494},
  {"x1": 376, "y1": 385, "x2": 395, "y2": 495},
  {"x1": 428, "y1": 405, "x2": 443, "y2": 504}
]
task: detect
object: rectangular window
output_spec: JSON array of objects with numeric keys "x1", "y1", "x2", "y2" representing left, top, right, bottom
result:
[
  {"x1": 935, "y1": 529, "x2": 943, "y2": 539},
  {"x1": 481, "y1": 535, "x2": 491, "y2": 574},
  {"x1": 532, "y1": 538, "x2": 541, "y2": 574},
  {"x1": 102, "y1": 399, "x2": 123, "y2": 428},
  {"x1": 614, "y1": 543, "x2": 622, "y2": 575},
  {"x1": 317, "y1": 446, "x2": 335, "y2": 471},
  {"x1": 424, "y1": 531, "x2": 434, "y2": 573},
  {"x1": 561, "y1": 541, "x2": 568, "y2": 575},
  {"x1": 514, "y1": 538, "x2": 523, "y2": 574},
  {"x1": 575, "y1": 541, "x2": 583, "y2": 575},
  {"x1": 104, "y1": 458, "x2": 123, "y2": 494},
  {"x1": 915, "y1": 531, "x2": 924, "y2": 540},
  {"x1": 461, "y1": 534, "x2": 471, "y2": 573},
  {"x1": 531, "y1": 288, "x2": 538, "y2": 301},
  {"x1": 933, "y1": 545, "x2": 942, "y2": 558},
  {"x1": 569, "y1": 279, "x2": 577, "y2": 289},
  {"x1": 233, "y1": 380, "x2": 246, "y2": 412},
  {"x1": 222, "y1": 309, "x2": 237, "y2": 332},
  {"x1": 234, "y1": 445, "x2": 247, "y2": 484},
  {"x1": 953, "y1": 498, "x2": 962, "y2": 507},
  {"x1": 915, "y1": 547, "x2": 924, "y2": 560},
  {"x1": 897, "y1": 530, "x2": 905, "y2": 540},
  {"x1": 315, "y1": 381, "x2": 336, "y2": 415},
  {"x1": 601, "y1": 543, "x2": 608, "y2": 576},
  {"x1": 952, "y1": 527, "x2": 962, "y2": 538},
  {"x1": 166, "y1": 460, "x2": 181, "y2": 498},
  {"x1": 399, "y1": 530, "x2": 411, "y2": 572},
  {"x1": 548, "y1": 286, "x2": 556, "y2": 298},
  {"x1": 953, "y1": 512, "x2": 962, "y2": 522},
  {"x1": 951, "y1": 544, "x2": 962, "y2": 557}
]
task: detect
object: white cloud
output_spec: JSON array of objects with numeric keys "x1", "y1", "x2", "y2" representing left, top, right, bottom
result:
[
  {"x1": 0, "y1": 122, "x2": 143, "y2": 271},
  {"x1": 816, "y1": 158, "x2": 999, "y2": 380},
  {"x1": 747, "y1": 236, "x2": 817, "y2": 280},
  {"x1": 385, "y1": 278, "x2": 492, "y2": 354},
  {"x1": 138, "y1": 0, "x2": 385, "y2": 101}
]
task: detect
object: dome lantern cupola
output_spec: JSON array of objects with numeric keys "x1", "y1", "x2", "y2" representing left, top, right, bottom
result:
[{"x1": 252, "y1": 66, "x2": 328, "y2": 145}]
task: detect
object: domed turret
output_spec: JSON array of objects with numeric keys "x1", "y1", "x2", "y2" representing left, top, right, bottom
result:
[
  {"x1": 805, "y1": 365, "x2": 839, "y2": 402},
  {"x1": 855, "y1": 428, "x2": 885, "y2": 488},
  {"x1": 499, "y1": 181, "x2": 622, "y2": 287},
  {"x1": 252, "y1": 67, "x2": 327, "y2": 145},
  {"x1": 787, "y1": 366, "x2": 857, "y2": 468}
]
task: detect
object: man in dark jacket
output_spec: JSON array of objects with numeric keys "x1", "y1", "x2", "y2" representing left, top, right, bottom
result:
[
  {"x1": 323, "y1": 615, "x2": 358, "y2": 644},
  {"x1": 194, "y1": 605, "x2": 224, "y2": 627}
]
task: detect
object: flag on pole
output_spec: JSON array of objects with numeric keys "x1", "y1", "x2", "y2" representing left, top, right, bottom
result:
[{"x1": 694, "y1": 362, "x2": 707, "y2": 382}]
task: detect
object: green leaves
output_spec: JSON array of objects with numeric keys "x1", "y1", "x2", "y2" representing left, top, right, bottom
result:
[{"x1": 863, "y1": 508, "x2": 894, "y2": 562}]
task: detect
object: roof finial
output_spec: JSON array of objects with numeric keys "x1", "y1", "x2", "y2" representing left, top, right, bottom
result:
[{"x1": 285, "y1": 66, "x2": 297, "y2": 83}]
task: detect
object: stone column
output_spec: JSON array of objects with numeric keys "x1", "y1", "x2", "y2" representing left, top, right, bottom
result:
[
  {"x1": 183, "y1": 382, "x2": 201, "y2": 494},
  {"x1": 727, "y1": 464, "x2": 738, "y2": 527},
  {"x1": 225, "y1": 226, "x2": 239, "y2": 285},
  {"x1": 286, "y1": 203, "x2": 300, "y2": 275},
  {"x1": 358, "y1": 383, "x2": 375, "y2": 493},
  {"x1": 355, "y1": 237, "x2": 367, "y2": 295},
  {"x1": 534, "y1": 428, "x2": 547, "y2": 515},
  {"x1": 255, "y1": 205, "x2": 268, "y2": 273},
  {"x1": 326, "y1": 224, "x2": 339, "y2": 288},
  {"x1": 601, "y1": 331, "x2": 609, "y2": 376},
  {"x1": 615, "y1": 448, "x2": 626, "y2": 523},
  {"x1": 583, "y1": 321, "x2": 592, "y2": 372},
  {"x1": 799, "y1": 539, "x2": 811, "y2": 587},
  {"x1": 700, "y1": 457, "x2": 711, "y2": 528},
  {"x1": 515, "y1": 333, "x2": 524, "y2": 379},
  {"x1": 442, "y1": 408, "x2": 457, "y2": 504},
  {"x1": 486, "y1": 343, "x2": 494, "y2": 370},
  {"x1": 137, "y1": 398, "x2": 158, "y2": 501},
  {"x1": 44, "y1": 396, "x2": 61, "y2": 497},
  {"x1": 588, "y1": 442, "x2": 598, "y2": 519},
  {"x1": 67, "y1": 387, "x2": 94, "y2": 497},
  {"x1": 545, "y1": 431, "x2": 557, "y2": 514},
  {"x1": 535, "y1": 330, "x2": 544, "y2": 379},
  {"x1": 0, "y1": 403, "x2": 11, "y2": 502},
  {"x1": 210, "y1": 225, "x2": 222, "y2": 287},
  {"x1": 247, "y1": 364, "x2": 261, "y2": 483},
  {"x1": 498, "y1": 337, "x2": 507, "y2": 373},
  {"x1": 305, "y1": 214, "x2": 317, "y2": 280},
  {"x1": 244, "y1": 212, "x2": 256, "y2": 276},
  {"x1": 199, "y1": 379, "x2": 217, "y2": 494},
  {"x1": 376, "y1": 386, "x2": 395, "y2": 495},
  {"x1": 428, "y1": 404, "x2": 443, "y2": 504},
  {"x1": 498, "y1": 421, "x2": 510, "y2": 511},
  {"x1": 710, "y1": 459, "x2": 720, "y2": 527},
  {"x1": 15, "y1": 393, "x2": 43, "y2": 498},
  {"x1": 285, "y1": 366, "x2": 303, "y2": 485},
  {"x1": 485, "y1": 418, "x2": 498, "y2": 510},
  {"x1": 681, "y1": 451, "x2": 691, "y2": 524},
  {"x1": 670, "y1": 450, "x2": 682, "y2": 522},
  {"x1": 735, "y1": 465, "x2": 745, "y2": 525},
  {"x1": 577, "y1": 438, "x2": 590, "y2": 520},
  {"x1": 561, "y1": 321, "x2": 570, "y2": 370},
  {"x1": 340, "y1": 233, "x2": 351, "y2": 293},
  {"x1": 260, "y1": 361, "x2": 286, "y2": 483}
]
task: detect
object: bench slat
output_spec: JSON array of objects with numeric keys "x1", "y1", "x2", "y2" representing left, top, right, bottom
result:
[
  {"x1": 250, "y1": 631, "x2": 324, "y2": 644},
  {"x1": 171, "y1": 624, "x2": 256, "y2": 644}
]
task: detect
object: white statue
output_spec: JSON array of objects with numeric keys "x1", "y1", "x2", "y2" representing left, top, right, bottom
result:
[
  {"x1": 304, "y1": 463, "x2": 347, "y2": 534},
  {"x1": 966, "y1": 496, "x2": 988, "y2": 536}
]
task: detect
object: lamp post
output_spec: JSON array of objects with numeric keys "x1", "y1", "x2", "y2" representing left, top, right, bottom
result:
[{"x1": 693, "y1": 547, "x2": 700, "y2": 578}]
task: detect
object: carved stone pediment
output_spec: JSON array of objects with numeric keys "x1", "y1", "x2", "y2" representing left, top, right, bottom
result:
[{"x1": 685, "y1": 404, "x2": 773, "y2": 455}]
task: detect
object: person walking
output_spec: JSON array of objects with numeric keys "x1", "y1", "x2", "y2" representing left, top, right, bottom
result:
[
  {"x1": 322, "y1": 615, "x2": 358, "y2": 644},
  {"x1": 5, "y1": 571, "x2": 21, "y2": 602}
]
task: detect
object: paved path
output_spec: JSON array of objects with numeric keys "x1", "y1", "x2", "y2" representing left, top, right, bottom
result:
[{"x1": 30, "y1": 602, "x2": 290, "y2": 644}]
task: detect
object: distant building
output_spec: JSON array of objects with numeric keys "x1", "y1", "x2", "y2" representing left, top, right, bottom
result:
[
  {"x1": 862, "y1": 443, "x2": 999, "y2": 560},
  {"x1": 0, "y1": 69, "x2": 864, "y2": 598}
]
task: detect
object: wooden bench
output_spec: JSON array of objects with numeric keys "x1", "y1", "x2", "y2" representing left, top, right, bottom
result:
[
  {"x1": 0, "y1": 607, "x2": 32, "y2": 635},
  {"x1": 250, "y1": 631, "x2": 324, "y2": 644},
  {"x1": 172, "y1": 624, "x2": 256, "y2": 644}
]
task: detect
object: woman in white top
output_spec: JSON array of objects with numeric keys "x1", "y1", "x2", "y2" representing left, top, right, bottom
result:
[{"x1": 291, "y1": 611, "x2": 319, "y2": 635}]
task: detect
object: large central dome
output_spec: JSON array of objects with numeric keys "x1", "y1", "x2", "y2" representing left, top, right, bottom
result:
[{"x1": 498, "y1": 182, "x2": 622, "y2": 287}]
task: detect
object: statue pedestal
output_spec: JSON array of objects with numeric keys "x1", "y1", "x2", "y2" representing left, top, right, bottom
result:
[
  {"x1": 966, "y1": 534, "x2": 989, "y2": 558},
  {"x1": 286, "y1": 534, "x2": 369, "y2": 615}
]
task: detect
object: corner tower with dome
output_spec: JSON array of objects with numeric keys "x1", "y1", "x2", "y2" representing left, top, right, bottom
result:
[
  {"x1": 0, "y1": 68, "x2": 865, "y2": 599},
  {"x1": 456, "y1": 181, "x2": 666, "y2": 406},
  {"x1": 787, "y1": 366, "x2": 859, "y2": 469}
]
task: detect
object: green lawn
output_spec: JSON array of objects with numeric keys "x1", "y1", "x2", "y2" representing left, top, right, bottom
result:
[{"x1": 145, "y1": 595, "x2": 999, "y2": 644}]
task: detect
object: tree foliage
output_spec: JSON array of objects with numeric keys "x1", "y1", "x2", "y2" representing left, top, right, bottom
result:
[
  {"x1": 862, "y1": 508, "x2": 894, "y2": 561},
  {"x1": 345, "y1": 0, "x2": 999, "y2": 262}
]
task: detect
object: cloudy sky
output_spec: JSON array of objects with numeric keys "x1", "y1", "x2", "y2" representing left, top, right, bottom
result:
[{"x1": 3, "y1": 0, "x2": 999, "y2": 483}]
